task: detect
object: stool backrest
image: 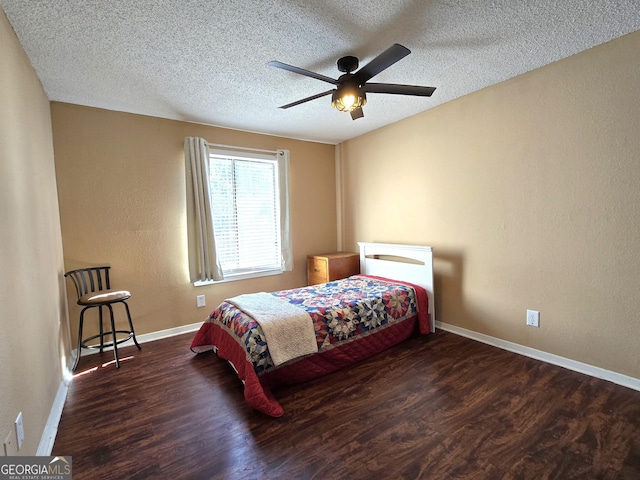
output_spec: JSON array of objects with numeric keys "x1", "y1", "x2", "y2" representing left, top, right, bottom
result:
[{"x1": 65, "y1": 266, "x2": 112, "y2": 300}]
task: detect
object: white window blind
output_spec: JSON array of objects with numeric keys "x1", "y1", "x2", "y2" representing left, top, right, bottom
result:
[{"x1": 208, "y1": 152, "x2": 282, "y2": 276}]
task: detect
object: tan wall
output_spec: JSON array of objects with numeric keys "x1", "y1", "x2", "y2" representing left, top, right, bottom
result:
[
  {"x1": 51, "y1": 104, "x2": 337, "y2": 341},
  {"x1": 0, "y1": 9, "x2": 70, "y2": 455},
  {"x1": 338, "y1": 30, "x2": 640, "y2": 379}
]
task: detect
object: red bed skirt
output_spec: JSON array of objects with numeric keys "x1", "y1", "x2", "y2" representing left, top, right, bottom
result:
[{"x1": 192, "y1": 313, "x2": 424, "y2": 417}]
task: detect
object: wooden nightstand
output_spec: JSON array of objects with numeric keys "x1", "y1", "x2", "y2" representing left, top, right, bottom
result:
[{"x1": 307, "y1": 252, "x2": 360, "y2": 285}]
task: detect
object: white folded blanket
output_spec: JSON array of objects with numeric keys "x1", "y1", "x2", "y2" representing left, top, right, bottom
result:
[{"x1": 226, "y1": 292, "x2": 318, "y2": 366}]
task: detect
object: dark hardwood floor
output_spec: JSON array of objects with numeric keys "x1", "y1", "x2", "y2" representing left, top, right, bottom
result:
[{"x1": 52, "y1": 330, "x2": 640, "y2": 479}]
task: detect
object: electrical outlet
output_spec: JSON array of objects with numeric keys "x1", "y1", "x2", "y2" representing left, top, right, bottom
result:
[
  {"x1": 526, "y1": 310, "x2": 540, "y2": 327},
  {"x1": 4, "y1": 430, "x2": 17, "y2": 456},
  {"x1": 196, "y1": 295, "x2": 206, "y2": 308},
  {"x1": 15, "y1": 412, "x2": 24, "y2": 450}
]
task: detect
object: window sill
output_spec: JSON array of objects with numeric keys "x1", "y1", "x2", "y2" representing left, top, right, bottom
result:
[{"x1": 194, "y1": 268, "x2": 283, "y2": 286}]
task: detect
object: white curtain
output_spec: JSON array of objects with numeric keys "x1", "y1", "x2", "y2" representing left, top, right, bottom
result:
[
  {"x1": 184, "y1": 137, "x2": 223, "y2": 282},
  {"x1": 278, "y1": 149, "x2": 293, "y2": 271}
]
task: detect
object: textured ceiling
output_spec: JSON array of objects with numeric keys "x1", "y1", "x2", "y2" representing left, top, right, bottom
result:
[{"x1": 2, "y1": 1, "x2": 640, "y2": 144}]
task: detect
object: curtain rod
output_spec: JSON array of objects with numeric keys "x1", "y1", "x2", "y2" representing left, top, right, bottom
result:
[{"x1": 206, "y1": 142, "x2": 279, "y2": 155}]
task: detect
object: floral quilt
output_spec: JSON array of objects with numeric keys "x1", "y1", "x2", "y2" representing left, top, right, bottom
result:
[{"x1": 208, "y1": 275, "x2": 420, "y2": 375}]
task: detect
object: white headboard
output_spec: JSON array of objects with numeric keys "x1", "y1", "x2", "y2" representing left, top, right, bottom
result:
[{"x1": 358, "y1": 242, "x2": 435, "y2": 332}]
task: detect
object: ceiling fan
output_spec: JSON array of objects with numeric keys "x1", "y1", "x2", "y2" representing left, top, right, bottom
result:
[{"x1": 268, "y1": 43, "x2": 436, "y2": 120}]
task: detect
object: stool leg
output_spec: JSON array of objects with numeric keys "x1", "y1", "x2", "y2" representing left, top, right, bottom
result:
[
  {"x1": 72, "y1": 308, "x2": 88, "y2": 371},
  {"x1": 98, "y1": 305, "x2": 105, "y2": 352},
  {"x1": 106, "y1": 303, "x2": 121, "y2": 368},
  {"x1": 123, "y1": 301, "x2": 141, "y2": 350}
]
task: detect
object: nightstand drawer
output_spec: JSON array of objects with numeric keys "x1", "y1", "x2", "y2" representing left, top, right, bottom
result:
[{"x1": 307, "y1": 257, "x2": 329, "y2": 284}]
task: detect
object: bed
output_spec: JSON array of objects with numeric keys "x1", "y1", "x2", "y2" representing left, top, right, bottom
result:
[{"x1": 190, "y1": 242, "x2": 435, "y2": 417}]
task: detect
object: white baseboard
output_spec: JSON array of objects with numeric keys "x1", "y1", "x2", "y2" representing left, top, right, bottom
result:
[
  {"x1": 435, "y1": 321, "x2": 640, "y2": 392},
  {"x1": 134, "y1": 321, "x2": 203, "y2": 344},
  {"x1": 44, "y1": 322, "x2": 203, "y2": 455},
  {"x1": 37, "y1": 380, "x2": 68, "y2": 456}
]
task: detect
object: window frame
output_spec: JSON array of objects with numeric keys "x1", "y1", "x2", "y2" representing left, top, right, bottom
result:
[{"x1": 194, "y1": 148, "x2": 290, "y2": 285}]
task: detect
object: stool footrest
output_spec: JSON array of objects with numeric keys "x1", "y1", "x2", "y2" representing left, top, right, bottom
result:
[{"x1": 80, "y1": 331, "x2": 135, "y2": 350}]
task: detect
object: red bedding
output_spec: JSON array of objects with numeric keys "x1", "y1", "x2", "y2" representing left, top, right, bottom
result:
[{"x1": 190, "y1": 275, "x2": 430, "y2": 417}]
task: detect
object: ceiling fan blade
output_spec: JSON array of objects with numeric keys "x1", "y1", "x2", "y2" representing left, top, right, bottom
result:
[
  {"x1": 352, "y1": 44, "x2": 411, "y2": 85},
  {"x1": 268, "y1": 61, "x2": 338, "y2": 85},
  {"x1": 350, "y1": 107, "x2": 364, "y2": 120},
  {"x1": 278, "y1": 89, "x2": 335, "y2": 109},
  {"x1": 365, "y1": 83, "x2": 436, "y2": 96}
]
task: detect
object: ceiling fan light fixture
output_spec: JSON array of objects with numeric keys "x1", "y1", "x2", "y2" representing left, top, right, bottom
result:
[{"x1": 331, "y1": 85, "x2": 366, "y2": 112}]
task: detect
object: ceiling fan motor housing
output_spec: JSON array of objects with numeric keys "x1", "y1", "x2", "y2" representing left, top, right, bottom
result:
[{"x1": 337, "y1": 55, "x2": 359, "y2": 73}]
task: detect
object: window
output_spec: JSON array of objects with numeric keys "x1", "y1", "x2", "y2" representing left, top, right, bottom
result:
[{"x1": 205, "y1": 149, "x2": 291, "y2": 281}]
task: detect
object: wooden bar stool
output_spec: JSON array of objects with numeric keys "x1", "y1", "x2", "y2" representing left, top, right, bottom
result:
[{"x1": 65, "y1": 266, "x2": 141, "y2": 371}]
